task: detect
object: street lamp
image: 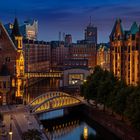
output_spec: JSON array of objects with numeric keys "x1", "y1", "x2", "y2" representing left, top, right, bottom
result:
[
  {"x1": 83, "y1": 126, "x2": 88, "y2": 140},
  {"x1": 9, "y1": 123, "x2": 13, "y2": 140}
]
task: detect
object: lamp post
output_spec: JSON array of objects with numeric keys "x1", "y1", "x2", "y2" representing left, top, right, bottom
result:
[
  {"x1": 9, "y1": 122, "x2": 13, "y2": 140},
  {"x1": 83, "y1": 126, "x2": 88, "y2": 140}
]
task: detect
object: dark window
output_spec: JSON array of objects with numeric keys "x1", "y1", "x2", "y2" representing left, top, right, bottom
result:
[
  {"x1": 124, "y1": 46, "x2": 127, "y2": 51},
  {"x1": 136, "y1": 46, "x2": 139, "y2": 50},
  {"x1": 115, "y1": 47, "x2": 117, "y2": 52},
  {"x1": 128, "y1": 46, "x2": 130, "y2": 53},
  {"x1": 3, "y1": 81, "x2": 6, "y2": 89},
  {"x1": 118, "y1": 35, "x2": 120, "y2": 40},
  {"x1": 132, "y1": 46, "x2": 135, "y2": 51},
  {"x1": 111, "y1": 46, "x2": 114, "y2": 51},
  {"x1": 5, "y1": 57, "x2": 10, "y2": 62},
  {"x1": 132, "y1": 34, "x2": 135, "y2": 40},
  {"x1": 121, "y1": 46, "x2": 123, "y2": 52},
  {"x1": 0, "y1": 81, "x2": 2, "y2": 88}
]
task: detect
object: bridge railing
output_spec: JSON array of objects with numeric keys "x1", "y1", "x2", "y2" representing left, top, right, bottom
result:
[{"x1": 25, "y1": 72, "x2": 63, "y2": 78}]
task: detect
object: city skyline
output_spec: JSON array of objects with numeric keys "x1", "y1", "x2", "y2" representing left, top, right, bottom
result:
[{"x1": 1, "y1": 0, "x2": 140, "y2": 43}]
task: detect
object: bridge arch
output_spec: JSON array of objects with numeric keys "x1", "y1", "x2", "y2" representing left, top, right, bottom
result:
[
  {"x1": 29, "y1": 91, "x2": 69, "y2": 107},
  {"x1": 32, "y1": 95, "x2": 82, "y2": 114}
]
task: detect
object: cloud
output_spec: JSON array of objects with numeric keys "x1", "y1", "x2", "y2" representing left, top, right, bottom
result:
[{"x1": 1, "y1": 0, "x2": 140, "y2": 43}]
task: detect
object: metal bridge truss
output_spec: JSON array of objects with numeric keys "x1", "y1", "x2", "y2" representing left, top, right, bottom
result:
[
  {"x1": 29, "y1": 91, "x2": 69, "y2": 107},
  {"x1": 32, "y1": 95, "x2": 82, "y2": 114}
]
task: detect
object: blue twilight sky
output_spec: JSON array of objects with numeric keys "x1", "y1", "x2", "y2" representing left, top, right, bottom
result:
[{"x1": 0, "y1": 0, "x2": 140, "y2": 43}]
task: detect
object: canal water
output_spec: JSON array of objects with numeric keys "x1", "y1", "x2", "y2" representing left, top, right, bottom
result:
[
  {"x1": 24, "y1": 78, "x2": 59, "y2": 103},
  {"x1": 25, "y1": 79, "x2": 120, "y2": 140},
  {"x1": 38, "y1": 109, "x2": 119, "y2": 140}
]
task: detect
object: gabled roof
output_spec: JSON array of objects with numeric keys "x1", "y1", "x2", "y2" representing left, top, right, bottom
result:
[
  {"x1": 110, "y1": 18, "x2": 124, "y2": 38},
  {"x1": 130, "y1": 22, "x2": 139, "y2": 34},
  {"x1": 0, "y1": 21, "x2": 17, "y2": 51},
  {"x1": 11, "y1": 18, "x2": 21, "y2": 43}
]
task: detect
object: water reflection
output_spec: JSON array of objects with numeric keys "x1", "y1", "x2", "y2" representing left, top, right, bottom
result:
[
  {"x1": 24, "y1": 79, "x2": 59, "y2": 103},
  {"x1": 39, "y1": 109, "x2": 64, "y2": 120},
  {"x1": 40, "y1": 112, "x2": 104, "y2": 140},
  {"x1": 26, "y1": 79, "x2": 119, "y2": 140}
]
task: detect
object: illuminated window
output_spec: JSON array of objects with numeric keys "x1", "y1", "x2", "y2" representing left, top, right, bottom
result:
[
  {"x1": 9, "y1": 24, "x2": 13, "y2": 29},
  {"x1": 69, "y1": 74, "x2": 84, "y2": 85}
]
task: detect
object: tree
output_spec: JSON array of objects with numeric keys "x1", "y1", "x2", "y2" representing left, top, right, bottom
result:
[
  {"x1": 125, "y1": 87, "x2": 140, "y2": 130},
  {"x1": 80, "y1": 66, "x2": 140, "y2": 130},
  {"x1": 112, "y1": 86, "x2": 133, "y2": 120},
  {"x1": 22, "y1": 129, "x2": 43, "y2": 140},
  {"x1": 80, "y1": 66, "x2": 118, "y2": 109}
]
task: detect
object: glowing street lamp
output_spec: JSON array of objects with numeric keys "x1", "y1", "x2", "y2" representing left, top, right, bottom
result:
[
  {"x1": 9, "y1": 123, "x2": 13, "y2": 140},
  {"x1": 83, "y1": 126, "x2": 88, "y2": 140}
]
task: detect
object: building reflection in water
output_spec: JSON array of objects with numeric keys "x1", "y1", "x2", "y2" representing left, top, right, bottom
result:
[{"x1": 39, "y1": 111, "x2": 98, "y2": 140}]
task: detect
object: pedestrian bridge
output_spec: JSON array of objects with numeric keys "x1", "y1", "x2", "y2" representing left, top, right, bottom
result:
[
  {"x1": 28, "y1": 91, "x2": 83, "y2": 114},
  {"x1": 25, "y1": 71, "x2": 62, "y2": 78}
]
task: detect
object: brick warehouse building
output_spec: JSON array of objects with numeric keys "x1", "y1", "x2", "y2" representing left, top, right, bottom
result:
[
  {"x1": 110, "y1": 19, "x2": 140, "y2": 85},
  {"x1": 0, "y1": 21, "x2": 17, "y2": 105},
  {"x1": 0, "y1": 18, "x2": 25, "y2": 105},
  {"x1": 0, "y1": 18, "x2": 97, "y2": 105}
]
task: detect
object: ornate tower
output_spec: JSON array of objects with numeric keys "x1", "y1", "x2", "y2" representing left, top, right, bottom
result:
[
  {"x1": 110, "y1": 19, "x2": 140, "y2": 85},
  {"x1": 11, "y1": 18, "x2": 25, "y2": 99},
  {"x1": 110, "y1": 19, "x2": 124, "y2": 79},
  {"x1": 85, "y1": 17, "x2": 97, "y2": 44}
]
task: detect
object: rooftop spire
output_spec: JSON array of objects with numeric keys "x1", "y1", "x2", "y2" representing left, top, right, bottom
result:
[
  {"x1": 89, "y1": 16, "x2": 92, "y2": 26},
  {"x1": 130, "y1": 21, "x2": 139, "y2": 34},
  {"x1": 110, "y1": 18, "x2": 123, "y2": 38},
  {"x1": 11, "y1": 17, "x2": 21, "y2": 42}
]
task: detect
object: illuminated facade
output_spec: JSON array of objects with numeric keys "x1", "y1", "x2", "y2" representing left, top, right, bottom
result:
[
  {"x1": 0, "y1": 65, "x2": 10, "y2": 105},
  {"x1": 5, "y1": 19, "x2": 38, "y2": 40},
  {"x1": 20, "y1": 19, "x2": 38, "y2": 40},
  {"x1": 110, "y1": 19, "x2": 140, "y2": 85},
  {"x1": 24, "y1": 40, "x2": 51, "y2": 73},
  {"x1": 51, "y1": 42, "x2": 69, "y2": 70},
  {"x1": 15, "y1": 36, "x2": 25, "y2": 97},
  {"x1": 0, "y1": 19, "x2": 25, "y2": 104},
  {"x1": 69, "y1": 44, "x2": 97, "y2": 69},
  {"x1": 64, "y1": 59, "x2": 88, "y2": 69},
  {"x1": 97, "y1": 43, "x2": 110, "y2": 71},
  {"x1": 63, "y1": 68, "x2": 90, "y2": 86},
  {"x1": 51, "y1": 42, "x2": 97, "y2": 70}
]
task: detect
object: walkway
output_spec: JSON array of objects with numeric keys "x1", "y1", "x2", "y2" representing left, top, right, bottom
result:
[{"x1": 0, "y1": 105, "x2": 47, "y2": 140}]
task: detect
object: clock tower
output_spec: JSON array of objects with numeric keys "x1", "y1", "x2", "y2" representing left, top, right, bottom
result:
[{"x1": 85, "y1": 19, "x2": 97, "y2": 44}]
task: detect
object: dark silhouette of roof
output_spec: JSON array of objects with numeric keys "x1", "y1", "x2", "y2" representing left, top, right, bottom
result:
[
  {"x1": 0, "y1": 64, "x2": 10, "y2": 76},
  {"x1": 11, "y1": 18, "x2": 21, "y2": 43},
  {"x1": 110, "y1": 18, "x2": 124, "y2": 38},
  {"x1": 130, "y1": 22, "x2": 139, "y2": 34}
]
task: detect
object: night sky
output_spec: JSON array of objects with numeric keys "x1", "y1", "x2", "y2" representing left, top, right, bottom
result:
[{"x1": 1, "y1": 0, "x2": 140, "y2": 43}]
